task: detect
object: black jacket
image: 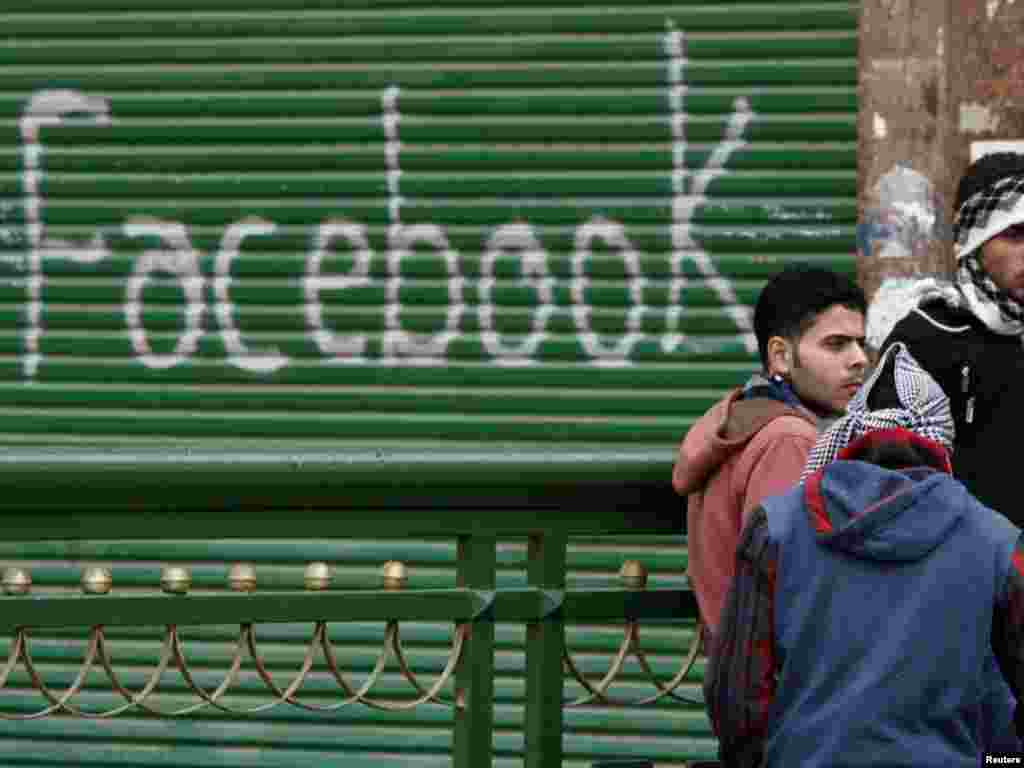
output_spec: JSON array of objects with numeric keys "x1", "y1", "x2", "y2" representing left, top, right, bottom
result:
[{"x1": 879, "y1": 298, "x2": 1024, "y2": 525}]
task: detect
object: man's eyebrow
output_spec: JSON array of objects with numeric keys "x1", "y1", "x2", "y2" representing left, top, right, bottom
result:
[{"x1": 821, "y1": 333, "x2": 866, "y2": 342}]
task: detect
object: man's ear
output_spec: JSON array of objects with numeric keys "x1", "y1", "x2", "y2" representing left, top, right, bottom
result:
[{"x1": 766, "y1": 335, "x2": 791, "y2": 377}]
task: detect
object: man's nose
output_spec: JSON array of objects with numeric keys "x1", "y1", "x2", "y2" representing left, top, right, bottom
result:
[{"x1": 849, "y1": 342, "x2": 868, "y2": 369}]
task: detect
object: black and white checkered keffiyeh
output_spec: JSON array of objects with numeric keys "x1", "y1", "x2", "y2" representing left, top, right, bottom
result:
[
  {"x1": 954, "y1": 174, "x2": 1024, "y2": 335},
  {"x1": 799, "y1": 342, "x2": 954, "y2": 483}
]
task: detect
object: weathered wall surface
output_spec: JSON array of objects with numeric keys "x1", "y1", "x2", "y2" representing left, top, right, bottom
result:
[
  {"x1": 859, "y1": 0, "x2": 1024, "y2": 347},
  {"x1": 858, "y1": 0, "x2": 952, "y2": 318}
]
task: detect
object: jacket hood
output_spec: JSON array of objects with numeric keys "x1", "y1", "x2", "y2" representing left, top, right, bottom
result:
[
  {"x1": 673, "y1": 388, "x2": 814, "y2": 494},
  {"x1": 865, "y1": 277, "x2": 964, "y2": 350},
  {"x1": 805, "y1": 460, "x2": 965, "y2": 562}
]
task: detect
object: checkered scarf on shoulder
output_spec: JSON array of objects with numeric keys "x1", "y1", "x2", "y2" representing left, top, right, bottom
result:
[
  {"x1": 799, "y1": 342, "x2": 954, "y2": 484},
  {"x1": 954, "y1": 174, "x2": 1024, "y2": 335}
]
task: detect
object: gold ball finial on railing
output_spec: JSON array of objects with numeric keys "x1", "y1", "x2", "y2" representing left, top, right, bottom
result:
[
  {"x1": 228, "y1": 563, "x2": 257, "y2": 593},
  {"x1": 2, "y1": 567, "x2": 31, "y2": 596},
  {"x1": 82, "y1": 566, "x2": 113, "y2": 595},
  {"x1": 304, "y1": 562, "x2": 332, "y2": 591},
  {"x1": 619, "y1": 560, "x2": 649, "y2": 590},
  {"x1": 382, "y1": 560, "x2": 408, "y2": 590},
  {"x1": 160, "y1": 566, "x2": 191, "y2": 595}
]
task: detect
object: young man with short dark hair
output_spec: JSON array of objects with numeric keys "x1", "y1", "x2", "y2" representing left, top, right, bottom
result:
[{"x1": 672, "y1": 264, "x2": 867, "y2": 642}]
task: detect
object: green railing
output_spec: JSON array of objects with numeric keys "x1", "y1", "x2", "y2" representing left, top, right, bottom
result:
[{"x1": 0, "y1": 446, "x2": 698, "y2": 767}]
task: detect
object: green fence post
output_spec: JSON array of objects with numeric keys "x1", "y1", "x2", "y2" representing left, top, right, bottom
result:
[
  {"x1": 453, "y1": 534, "x2": 496, "y2": 768},
  {"x1": 525, "y1": 531, "x2": 567, "y2": 768}
]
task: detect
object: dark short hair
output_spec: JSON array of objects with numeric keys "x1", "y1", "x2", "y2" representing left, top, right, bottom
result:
[
  {"x1": 955, "y1": 151, "x2": 1024, "y2": 213},
  {"x1": 753, "y1": 263, "x2": 867, "y2": 368},
  {"x1": 841, "y1": 429, "x2": 950, "y2": 473}
]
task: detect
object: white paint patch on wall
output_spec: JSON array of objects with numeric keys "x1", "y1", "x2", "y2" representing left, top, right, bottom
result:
[
  {"x1": 858, "y1": 165, "x2": 944, "y2": 262},
  {"x1": 873, "y1": 112, "x2": 888, "y2": 139},
  {"x1": 959, "y1": 102, "x2": 1001, "y2": 134}
]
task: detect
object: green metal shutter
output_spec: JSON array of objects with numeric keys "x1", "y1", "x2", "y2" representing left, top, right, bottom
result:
[{"x1": 0, "y1": 1, "x2": 858, "y2": 766}]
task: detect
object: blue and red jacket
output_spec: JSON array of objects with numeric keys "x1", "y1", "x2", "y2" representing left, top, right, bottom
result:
[{"x1": 705, "y1": 429, "x2": 1024, "y2": 767}]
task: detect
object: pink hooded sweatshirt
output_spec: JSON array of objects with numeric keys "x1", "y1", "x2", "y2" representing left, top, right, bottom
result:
[{"x1": 672, "y1": 389, "x2": 817, "y2": 640}]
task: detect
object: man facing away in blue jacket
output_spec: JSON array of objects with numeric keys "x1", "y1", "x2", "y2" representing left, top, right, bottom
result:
[{"x1": 705, "y1": 342, "x2": 1024, "y2": 767}]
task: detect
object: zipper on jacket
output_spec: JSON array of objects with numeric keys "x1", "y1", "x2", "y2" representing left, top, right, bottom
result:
[{"x1": 961, "y1": 363, "x2": 975, "y2": 424}]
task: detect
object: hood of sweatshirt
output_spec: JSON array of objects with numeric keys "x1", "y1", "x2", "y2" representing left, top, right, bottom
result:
[
  {"x1": 805, "y1": 456, "x2": 964, "y2": 562},
  {"x1": 673, "y1": 387, "x2": 816, "y2": 495}
]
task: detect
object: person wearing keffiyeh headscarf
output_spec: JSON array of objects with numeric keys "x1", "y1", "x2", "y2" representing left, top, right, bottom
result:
[
  {"x1": 873, "y1": 151, "x2": 1024, "y2": 529},
  {"x1": 704, "y1": 341, "x2": 1024, "y2": 768}
]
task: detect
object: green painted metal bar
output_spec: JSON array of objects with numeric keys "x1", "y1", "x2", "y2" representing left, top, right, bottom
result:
[
  {"x1": 18, "y1": 0, "x2": 851, "y2": 13},
  {"x1": 0, "y1": 383, "x2": 721, "y2": 419},
  {"x1": 559, "y1": 588, "x2": 697, "y2": 622},
  {"x1": 8, "y1": 278, "x2": 782, "y2": 309},
  {"x1": 0, "y1": 359, "x2": 755, "y2": 391},
  {"x1": 0, "y1": 707, "x2": 713, "y2": 742},
  {"x1": 19, "y1": 250, "x2": 849, "y2": 280},
  {"x1": 17, "y1": 146, "x2": 857, "y2": 176},
  {"x1": 17, "y1": 221, "x2": 848, "y2": 259},
  {"x1": 32, "y1": 337, "x2": 742, "y2": 366},
  {"x1": 0, "y1": 494, "x2": 682, "y2": 539},
  {"x1": 22, "y1": 307, "x2": 741, "y2": 335},
  {"x1": 0, "y1": 536, "x2": 683, "y2": 571},
  {"x1": 0, "y1": 61, "x2": 856, "y2": 92},
  {"x1": 0, "y1": 411, "x2": 700, "y2": 446},
  {"x1": 0, "y1": 587, "x2": 690, "y2": 632},
  {"x1": 453, "y1": 534, "x2": 496, "y2": 768},
  {"x1": 0, "y1": 590, "x2": 485, "y2": 631},
  {"x1": 0, "y1": 448, "x2": 683, "y2": 539},
  {"x1": 24, "y1": 169, "x2": 857, "y2": 197},
  {"x1": 8, "y1": 279, "x2": 767, "y2": 307},
  {"x1": 36, "y1": 116, "x2": 854, "y2": 145},
  {"x1": 0, "y1": 20, "x2": 858, "y2": 65},
  {"x1": 2, "y1": 8, "x2": 859, "y2": 38},
  {"x1": 525, "y1": 531, "x2": 567, "y2": 768},
  {"x1": 0, "y1": 88, "x2": 858, "y2": 119}
]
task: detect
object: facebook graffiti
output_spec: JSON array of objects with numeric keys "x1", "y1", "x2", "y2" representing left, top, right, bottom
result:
[{"x1": 9, "y1": 24, "x2": 759, "y2": 378}]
